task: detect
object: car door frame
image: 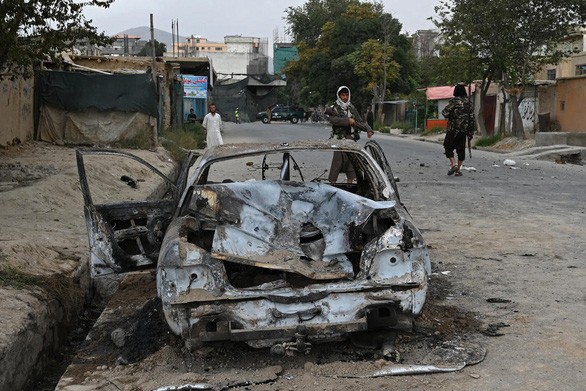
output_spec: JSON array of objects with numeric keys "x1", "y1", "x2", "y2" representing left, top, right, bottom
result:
[
  {"x1": 364, "y1": 140, "x2": 402, "y2": 204},
  {"x1": 76, "y1": 148, "x2": 197, "y2": 278}
]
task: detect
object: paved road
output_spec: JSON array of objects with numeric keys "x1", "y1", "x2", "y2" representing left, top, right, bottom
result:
[
  {"x1": 53, "y1": 121, "x2": 585, "y2": 391},
  {"x1": 219, "y1": 121, "x2": 586, "y2": 390},
  {"x1": 224, "y1": 121, "x2": 586, "y2": 216}
]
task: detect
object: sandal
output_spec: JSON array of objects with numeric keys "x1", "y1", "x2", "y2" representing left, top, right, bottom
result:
[
  {"x1": 454, "y1": 170, "x2": 463, "y2": 176},
  {"x1": 448, "y1": 166, "x2": 458, "y2": 176}
]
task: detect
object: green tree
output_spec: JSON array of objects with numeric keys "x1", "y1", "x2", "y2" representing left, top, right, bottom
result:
[
  {"x1": 285, "y1": 0, "x2": 355, "y2": 46},
  {"x1": 434, "y1": 0, "x2": 586, "y2": 137},
  {"x1": 284, "y1": 1, "x2": 416, "y2": 114},
  {"x1": 138, "y1": 40, "x2": 166, "y2": 57},
  {"x1": 434, "y1": 44, "x2": 483, "y2": 86},
  {"x1": 0, "y1": 0, "x2": 114, "y2": 79}
]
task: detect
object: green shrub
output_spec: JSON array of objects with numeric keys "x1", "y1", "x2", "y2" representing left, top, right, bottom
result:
[
  {"x1": 392, "y1": 120, "x2": 413, "y2": 130},
  {"x1": 475, "y1": 134, "x2": 503, "y2": 147},
  {"x1": 374, "y1": 121, "x2": 390, "y2": 133},
  {"x1": 161, "y1": 124, "x2": 206, "y2": 163},
  {"x1": 390, "y1": 120, "x2": 417, "y2": 134},
  {"x1": 115, "y1": 127, "x2": 154, "y2": 149}
]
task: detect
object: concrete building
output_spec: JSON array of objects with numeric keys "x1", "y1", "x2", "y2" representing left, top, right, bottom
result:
[
  {"x1": 169, "y1": 35, "x2": 269, "y2": 81},
  {"x1": 273, "y1": 42, "x2": 298, "y2": 76},
  {"x1": 100, "y1": 34, "x2": 148, "y2": 56},
  {"x1": 172, "y1": 36, "x2": 227, "y2": 57},
  {"x1": 534, "y1": 28, "x2": 586, "y2": 133},
  {"x1": 536, "y1": 28, "x2": 586, "y2": 81},
  {"x1": 206, "y1": 35, "x2": 269, "y2": 80},
  {"x1": 412, "y1": 29, "x2": 442, "y2": 59}
]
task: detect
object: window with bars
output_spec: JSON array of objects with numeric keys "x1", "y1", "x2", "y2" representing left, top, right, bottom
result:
[
  {"x1": 546, "y1": 69, "x2": 556, "y2": 80},
  {"x1": 576, "y1": 64, "x2": 586, "y2": 76}
]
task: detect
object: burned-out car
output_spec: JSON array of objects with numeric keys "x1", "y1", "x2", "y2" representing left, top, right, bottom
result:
[{"x1": 77, "y1": 140, "x2": 431, "y2": 353}]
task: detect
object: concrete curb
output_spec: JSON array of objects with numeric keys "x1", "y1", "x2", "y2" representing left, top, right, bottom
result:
[{"x1": 380, "y1": 131, "x2": 583, "y2": 163}]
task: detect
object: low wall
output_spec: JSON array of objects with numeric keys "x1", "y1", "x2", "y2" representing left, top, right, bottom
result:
[
  {"x1": 536, "y1": 132, "x2": 586, "y2": 147},
  {"x1": 0, "y1": 77, "x2": 34, "y2": 146}
]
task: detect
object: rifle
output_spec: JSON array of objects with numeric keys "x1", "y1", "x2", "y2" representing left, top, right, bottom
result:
[
  {"x1": 468, "y1": 136, "x2": 472, "y2": 159},
  {"x1": 352, "y1": 118, "x2": 373, "y2": 136}
]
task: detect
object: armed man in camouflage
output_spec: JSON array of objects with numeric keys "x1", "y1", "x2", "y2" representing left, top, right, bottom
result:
[
  {"x1": 442, "y1": 84, "x2": 475, "y2": 176},
  {"x1": 325, "y1": 86, "x2": 373, "y2": 183}
]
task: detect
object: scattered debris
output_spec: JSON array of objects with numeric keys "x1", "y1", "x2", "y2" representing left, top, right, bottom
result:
[
  {"x1": 503, "y1": 159, "x2": 516, "y2": 166},
  {"x1": 460, "y1": 166, "x2": 477, "y2": 172},
  {"x1": 110, "y1": 328, "x2": 126, "y2": 348},
  {"x1": 481, "y1": 322, "x2": 510, "y2": 337},
  {"x1": 486, "y1": 298, "x2": 512, "y2": 303},
  {"x1": 422, "y1": 340, "x2": 486, "y2": 366},
  {"x1": 382, "y1": 340, "x2": 401, "y2": 362},
  {"x1": 363, "y1": 362, "x2": 466, "y2": 377},
  {"x1": 120, "y1": 174, "x2": 137, "y2": 188},
  {"x1": 152, "y1": 384, "x2": 214, "y2": 391}
]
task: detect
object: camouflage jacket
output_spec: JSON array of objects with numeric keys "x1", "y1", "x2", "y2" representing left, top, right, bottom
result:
[
  {"x1": 325, "y1": 102, "x2": 372, "y2": 140},
  {"x1": 442, "y1": 97, "x2": 475, "y2": 136}
]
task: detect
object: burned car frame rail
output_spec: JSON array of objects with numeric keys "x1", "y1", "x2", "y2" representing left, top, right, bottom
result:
[
  {"x1": 155, "y1": 140, "x2": 432, "y2": 350},
  {"x1": 77, "y1": 141, "x2": 431, "y2": 352}
]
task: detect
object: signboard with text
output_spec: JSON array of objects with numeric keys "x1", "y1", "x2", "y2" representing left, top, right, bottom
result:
[{"x1": 182, "y1": 75, "x2": 208, "y2": 98}]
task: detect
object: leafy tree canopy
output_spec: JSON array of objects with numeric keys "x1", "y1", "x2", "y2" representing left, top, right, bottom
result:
[
  {"x1": 283, "y1": 0, "x2": 416, "y2": 111},
  {"x1": 138, "y1": 40, "x2": 167, "y2": 57},
  {"x1": 285, "y1": 0, "x2": 355, "y2": 46},
  {"x1": 434, "y1": 0, "x2": 586, "y2": 136},
  {"x1": 0, "y1": 0, "x2": 114, "y2": 79},
  {"x1": 435, "y1": 0, "x2": 585, "y2": 91}
]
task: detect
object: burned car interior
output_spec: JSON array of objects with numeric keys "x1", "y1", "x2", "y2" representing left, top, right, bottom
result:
[{"x1": 78, "y1": 141, "x2": 431, "y2": 353}]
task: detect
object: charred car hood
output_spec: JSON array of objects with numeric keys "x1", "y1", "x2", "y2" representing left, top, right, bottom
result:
[{"x1": 187, "y1": 180, "x2": 396, "y2": 279}]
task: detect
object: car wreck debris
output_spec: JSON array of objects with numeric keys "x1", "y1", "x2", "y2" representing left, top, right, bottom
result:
[
  {"x1": 339, "y1": 362, "x2": 467, "y2": 377},
  {"x1": 77, "y1": 140, "x2": 432, "y2": 352}
]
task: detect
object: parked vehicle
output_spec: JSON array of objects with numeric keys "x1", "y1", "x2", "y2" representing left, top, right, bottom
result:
[
  {"x1": 76, "y1": 140, "x2": 431, "y2": 354},
  {"x1": 256, "y1": 106, "x2": 305, "y2": 124}
]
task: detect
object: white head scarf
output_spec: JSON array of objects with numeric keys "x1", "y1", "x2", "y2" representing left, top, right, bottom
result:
[{"x1": 336, "y1": 86, "x2": 351, "y2": 116}]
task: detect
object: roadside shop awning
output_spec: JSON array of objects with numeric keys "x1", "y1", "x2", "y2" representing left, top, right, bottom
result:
[{"x1": 426, "y1": 85, "x2": 476, "y2": 100}]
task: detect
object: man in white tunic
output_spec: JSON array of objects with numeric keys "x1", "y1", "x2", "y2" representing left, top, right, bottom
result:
[{"x1": 202, "y1": 103, "x2": 224, "y2": 147}]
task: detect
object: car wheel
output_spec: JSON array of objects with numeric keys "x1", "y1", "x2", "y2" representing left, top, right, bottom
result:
[
  {"x1": 262, "y1": 117, "x2": 269, "y2": 124},
  {"x1": 290, "y1": 117, "x2": 299, "y2": 124}
]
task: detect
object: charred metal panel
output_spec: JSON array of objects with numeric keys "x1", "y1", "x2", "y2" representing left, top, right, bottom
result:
[{"x1": 188, "y1": 181, "x2": 396, "y2": 276}]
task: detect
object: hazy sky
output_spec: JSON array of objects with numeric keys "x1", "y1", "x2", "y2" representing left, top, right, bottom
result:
[{"x1": 83, "y1": 0, "x2": 439, "y2": 42}]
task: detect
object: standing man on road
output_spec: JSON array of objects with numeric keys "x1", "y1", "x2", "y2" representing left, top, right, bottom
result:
[
  {"x1": 365, "y1": 105, "x2": 374, "y2": 130},
  {"x1": 442, "y1": 84, "x2": 474, "y2": 176},
  {"x1": 325, "y1": 85, "x2": 373, "y2": 183},
  {"x1": 202, "y1": 103, "x2": 224, "y2": 147},
  {"x1": 234, "y1": 108, "x2": 240, "y2": 124}
]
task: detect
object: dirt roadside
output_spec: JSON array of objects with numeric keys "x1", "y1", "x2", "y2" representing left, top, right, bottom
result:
[
  {"x1": 0, "y1": 141, "x2": 177, "y2": 391},
  {"x1": 1, "y1": 136, "x2": 583, "y2": 391}
]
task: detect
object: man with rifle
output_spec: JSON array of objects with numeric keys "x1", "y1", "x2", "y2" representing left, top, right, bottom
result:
[
  {"x1": 325, "y1": 86, "x2": 374, "y2": 183},
  {"x1": 442, "y1": 84, "x2": 475, "y2": 177}
]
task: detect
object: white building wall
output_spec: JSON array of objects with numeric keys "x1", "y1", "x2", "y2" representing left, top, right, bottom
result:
[{"x1": 206, "y1": 52, "x2": 250, "y2": 79}]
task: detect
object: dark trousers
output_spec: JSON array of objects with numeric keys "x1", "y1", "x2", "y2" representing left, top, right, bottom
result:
[{"x1": 444, "y1": 131, "x2": 467, "y2": 161}]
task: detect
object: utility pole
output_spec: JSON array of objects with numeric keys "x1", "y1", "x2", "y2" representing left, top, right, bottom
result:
[
  {"x1": 150, "y1": 14, "x2": 158, "y2": 147},
  {"x1": 150, "y1": 14, "x2": 156, "y2": 75}
]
